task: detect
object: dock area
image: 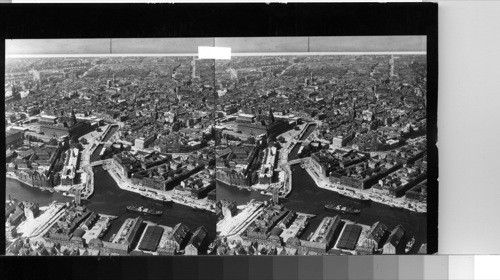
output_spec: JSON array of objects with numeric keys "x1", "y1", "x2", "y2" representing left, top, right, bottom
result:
[
  {"x1": 16, "y1": 202, "x2": 66, "y2": 238},
  {"x1": 279, "y1": 212, "x2": 313, "y2": 243},
  {"x1": 82, "y1": 214, "x2": 114, "y2": 244},
  {"x1": 217, "y1": 200, "x2": 264, "y2": 238},
  {"x1": 302, "y1": 158, "x2": 426, "y2": 213}
]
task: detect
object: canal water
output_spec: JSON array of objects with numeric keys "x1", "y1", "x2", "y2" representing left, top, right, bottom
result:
[
  {"x1": 101, "y1": 125, "x2": 118, "y2": 142},
  {"x1": 288, "y1": 143, "x2": 302, "y2": 161},
  {"x1": 89, "y1": 144, "x2": 104, "y2": 162},
  {"x1": 6, "y1": 163, "x2": 426, "y2": 253},
  {"x1": 217, "y1": 164, "x2": 427, "y2": 253},
  {"x1": 285, "y1": 123, "x2": 318, "y2": 161},
  {"x1": 6, "y1": 166, "x2": 216, "y2": 243},
  {"x1": 299, "y1": 123, "x2": 317, "y2": 141}
]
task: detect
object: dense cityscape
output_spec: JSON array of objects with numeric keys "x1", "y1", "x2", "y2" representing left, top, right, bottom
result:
[
  {"x1": 5, "y1": 56, "x2": 217, "y2": 256},
  {"x1": 5, "y1": 53, "x2": 428, "y2": 256},
  {"x1": 214, "y1": 55, "x2": 428, "y2": 255}
]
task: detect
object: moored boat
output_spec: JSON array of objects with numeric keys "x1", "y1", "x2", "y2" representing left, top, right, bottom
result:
[
  {"x1": 324, "y1": 202, "x2": 361, "y2": 214},
  {"x1": 99, "y1": 221, "x2": 111, "y2": 238},
  {"x1": 351, "y1": 192, "x2": 371, "y2": 202},
  {"x1": 126, "y1": 204, "x2": 163, "y2": 216},
  {"x1": 338, "y1": 189, "x2": 370, "y2": 203},
  {"x1": 62, "y1": 192, "x2": 74, "y2": 197},
  {"x1": 306, "y1": 232, "x2": 314, "y2": 241},
  {"x1": 207, "y1": 241, "x2": 217, "y2": 255},
  {"x1": 141, "y1": 193, "x2": 172, "y2": 204},
  {"x1": 405, "y1": 236, "x2": 416, "y2": 253}
]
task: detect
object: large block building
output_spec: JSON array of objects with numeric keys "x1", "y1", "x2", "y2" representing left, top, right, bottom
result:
[
  {"x1": 236, "y1": 107, "x2": 291, "y2": 137},
  {"x1": 40, "y1": 110, "x2": 93, "y2": 139}
]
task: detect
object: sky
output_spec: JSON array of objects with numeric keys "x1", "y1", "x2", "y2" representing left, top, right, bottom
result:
[{"x1": 5, "y1": 36, "x2": 425, "y2": 56}]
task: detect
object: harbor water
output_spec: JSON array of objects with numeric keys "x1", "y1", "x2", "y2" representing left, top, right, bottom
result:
[
  {"x1": 217, "y1": 164, "x2": 427, "y2": 253},
  {"x1": 6, "y1": 166, "x2": 216, "y2": 243}
]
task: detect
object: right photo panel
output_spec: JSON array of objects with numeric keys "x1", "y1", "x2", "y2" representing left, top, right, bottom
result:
[{"x1": 215, "y1": 36, "x2": 429, "y2": 256}]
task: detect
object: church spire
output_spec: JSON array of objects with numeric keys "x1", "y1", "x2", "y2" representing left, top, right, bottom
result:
[
  {"x1": 269, "y1": 105, "x2": 275, "y2": 123},
  {"x1": 71, "y1": 108, "x2": 77, "y2": 124},
  {"x1": 155, "y1": 102, "x2": 159, "y2": 120},
  {"x1": 352, "y1": 98, "x2": 357, "y2": 121}
]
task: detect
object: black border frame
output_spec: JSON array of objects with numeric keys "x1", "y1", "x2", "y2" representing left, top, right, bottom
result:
[{"x1": 1, "y1": 3, "x2": 438, "y2": 279}]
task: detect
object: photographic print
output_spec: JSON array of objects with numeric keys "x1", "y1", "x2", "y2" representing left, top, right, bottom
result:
[
  {"x1": 3, "y1": 36, "x2": 435, "y2": 258},
  {"x1": 215, "y1": 36, "x2": 430, "y2": 256}
]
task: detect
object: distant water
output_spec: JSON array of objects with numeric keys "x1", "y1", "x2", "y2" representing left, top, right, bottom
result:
[
  {"x1": 217, "y1": 164, "x2": 427, "y2": 253},
  {"x1": 6, "y1": 166, "x2": 216, "y2": 243}
]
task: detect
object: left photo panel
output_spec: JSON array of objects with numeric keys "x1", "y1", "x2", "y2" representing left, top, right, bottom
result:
[{"x1": 4, "y1": 39, "x2": 218, "y2": 256}]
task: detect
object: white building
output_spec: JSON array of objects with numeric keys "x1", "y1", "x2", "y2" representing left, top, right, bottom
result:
[
  {"x1": 60, "y1": 148, "x2": 79, "y2": 185},
  {"x1": 258, "y1": 146, "x2": 277, "y2": 184}
]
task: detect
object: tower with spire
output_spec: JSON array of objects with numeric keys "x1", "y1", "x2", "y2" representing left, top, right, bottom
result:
[
  {"x1": 155, "y1": 102, "x2": 159, "y2": 121},
  {"x1": 352, "y1": 98, "x2": 357, "y2": 121},
  {"x1": 71, "y1": 108, "x2": 77, "y2": 125},
  {"x1": 268, "y1": 105, "x2": 275, "y2": 124}
]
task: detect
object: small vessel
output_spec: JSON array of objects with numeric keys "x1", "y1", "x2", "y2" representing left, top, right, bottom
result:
[
  {"x1": 324, "y1": 202, "x2": 361, "y2": 214},
  {"x1": 207, "y1": 241, "x2": 217, "y2": 255},
  {"x1": 405, "y1": 236, "x2": 416, "y2": 253},
  {"x1": 153, "y1": 194, "x2": 173, "y2": 204},
  {"x1": 351, "y1": 192, "x2": 371, "y2": 202},
  {"x1": 338, "y1": 189, "x2": 370, "y2": 202},
  {"x1": 191, "y1": 205, "x2": 201, "y2": 211},
  {"x1": 62, "y1": 192, "x2": 74, "y2": 197},
  {"x1": 306, "y1": 232, "x2": 314, "y2": 241},
  {"x1": 390, "y1": 202, "x2": 404, "y2": 209},
  {"x1": 161, "y1": 195, "x2": 173, "y2": 203},
  {"x1": 296, "y1": 226, "x2": 305, "y2": 237},
  {"x1": 99, "y1": 228, "x2": 108, "y2": 238},
  {"x1": 99, "y1": 221, "x2": 111, "y2": 238},
  {"x1": 417, "y1": 207, "x2": 427, "y2": 213},
  {"x1": 126, "y1": 204, "x2": 163, "y2": 216},
  {"x1": 141, "y1": 193, "x2": 172, "y2": 204}
]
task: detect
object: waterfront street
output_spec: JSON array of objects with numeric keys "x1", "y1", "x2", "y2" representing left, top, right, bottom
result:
[
  {"x1": 104, "y1": 162, "x2": 215, "y2": 213},
  {"x1": 301, "y1": 157, "x2": 427, "y2": 213}
]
